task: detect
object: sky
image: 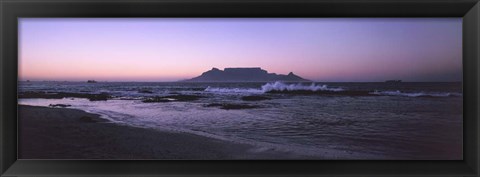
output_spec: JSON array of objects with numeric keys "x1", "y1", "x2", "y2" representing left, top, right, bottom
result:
[{"x1": 19, "y1": 18, "x2": 462, "y2": 82}]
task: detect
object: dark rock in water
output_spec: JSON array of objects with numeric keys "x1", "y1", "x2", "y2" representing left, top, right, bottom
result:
[
  {"x1": 138, "y1": 89, "x2": 154, "y2": 94},
  {"x1": 18, "y1": 91, "x2": 63, "y2": 99},
  {"x1": 204, "y1": 103, "x2": 260, "y2": 110},
  {"x1": 48, "y1": 104, "x2": 71, "y2": 108},
  {"x1": 18, "y1": 91, "x2": 111, "y2": 101},
  {"x1": 142, "y1": 95, "x2": 205, "y2": 103},
  {"x1": 221, "y1": 104, "x2": 259, "y2": 110},
  {"x1": 183, "y1": 67, "x2": 310, "y2": 82},
  {"x1": 79, "y1": 116, "x2": 106, "y2": 123},
  {"x1": 241, "y1": 95, "x2": 271, "y2": 101},
  {"x1": 87, "y1": 93, "x2": 110, "y2": 101},
  {"x1": 87, "y1": 80, "x2": 97, "y2": 83},
  {"x1": 191, "y1": 88, "x2": 208, "y2": 91}
]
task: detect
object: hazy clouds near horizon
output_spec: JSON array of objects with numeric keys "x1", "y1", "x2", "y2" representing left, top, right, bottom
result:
[{"x1": 19, "y1": 18, "x2": 462, "y2": 82}]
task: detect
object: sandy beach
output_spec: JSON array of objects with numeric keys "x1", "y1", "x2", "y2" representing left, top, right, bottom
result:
[{"x1": 18, "y1": 105, "x2": 292, "y2": 159}]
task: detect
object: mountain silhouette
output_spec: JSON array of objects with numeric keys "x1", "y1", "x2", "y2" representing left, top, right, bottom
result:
[{"x1": 183, "y1": 67, "x2": 310, "y2": 82}]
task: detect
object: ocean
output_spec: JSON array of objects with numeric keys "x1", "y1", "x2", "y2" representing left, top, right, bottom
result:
[{"x1": 18, "y1": 81, "x2": 463, "y2": 159}]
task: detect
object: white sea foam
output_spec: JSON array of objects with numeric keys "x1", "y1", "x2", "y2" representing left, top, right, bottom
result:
[
  {"x1": 204, "y1": 82, "x2": 344, "y2": 94},
  {"x1": 261, "y1": 81, "x2": 344, "y2": 92},
  {"x1": 370, "y1": 90, "x2": 462, "y2": 97},
  {"x1": 204, "y1": 86, "x2": 264, "y2": 94}
]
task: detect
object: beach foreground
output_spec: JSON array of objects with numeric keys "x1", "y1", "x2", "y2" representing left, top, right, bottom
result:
[
  {"x1": 18, "y1": 81, "x2": 463, "y2": 160},
  {"x1": 18, "y1": 105, "x2": 296, "y2": 159}
]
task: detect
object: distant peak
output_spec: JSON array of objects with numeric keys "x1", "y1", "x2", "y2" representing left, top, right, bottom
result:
[
  {"x1": 184, "y1": 67, "x2": 310, "y2": 82},
  {"x1": 225, "y1": 67, "x2": 262, "y2": 70}
]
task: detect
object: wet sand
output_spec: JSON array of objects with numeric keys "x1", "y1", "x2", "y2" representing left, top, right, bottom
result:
[{"x1": 18, "y1": 105, "x2": 293, "y2": 159}]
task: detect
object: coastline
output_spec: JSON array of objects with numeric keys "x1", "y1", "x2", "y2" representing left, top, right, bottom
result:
[{"x1": 18, "y1": 105, "x2": 297, "y2": 159}]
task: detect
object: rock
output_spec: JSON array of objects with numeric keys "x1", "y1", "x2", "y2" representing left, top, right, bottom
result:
[
  {"x1": 138, "y1": 89, "x2": 154, "y2": 94},
  {"x1": 220, "y1": 104, "x2": 259, "y2": 110},
  {"x1": 18, "y1": 91, "x2": 112, "y2": 101},
  {"x1": 87, "y1": 93, "x2": 110, "y2": 101},
  {"x1": 204, "y1": 103, "x2": 260, "y2": 110},
  {"x1": 48, "y1": 104, "x2": 71, "y2": 108},
  {"x1": 241, "y1": 96, "x2": 271, "y2": 101}
]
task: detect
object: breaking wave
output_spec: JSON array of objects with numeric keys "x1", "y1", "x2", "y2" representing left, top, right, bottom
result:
[
  {"x1": 204, "y1": 82, "x2": 462, "y2": 97},
  {"x1": 205, "y1": 82, "x2": 344, "y2": 94},
  {"x1": 261, "y1": 81, "x2": 344, "y2": 92},
  {"x1": 370, "y1": 90, "x2": 462, "y2": 97},
  {"x1": 204, "y1": 87, "x2": 264, "y2": 94}
]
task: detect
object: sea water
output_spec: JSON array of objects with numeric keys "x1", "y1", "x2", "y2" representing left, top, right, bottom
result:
[{"x1": 18, "y1": 81, "x2": 463, "y2": 159}]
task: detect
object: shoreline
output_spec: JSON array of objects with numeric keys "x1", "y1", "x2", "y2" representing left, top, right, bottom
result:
[{"x1": 18, "y1": 105, "x2": 301, "y2": 159}]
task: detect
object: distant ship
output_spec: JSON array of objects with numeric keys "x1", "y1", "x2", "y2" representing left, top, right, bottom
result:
[
  {"x1": 87, "y1": 80, "x2": 97, "y2": 83},
  {"x1": 385, "y1": 80, "x2": 402, "y2": 83}
]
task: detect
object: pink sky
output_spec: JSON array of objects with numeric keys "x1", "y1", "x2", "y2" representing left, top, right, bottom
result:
[{"x1": 19, "y1": 18, "x2": 462, "y2": 82}]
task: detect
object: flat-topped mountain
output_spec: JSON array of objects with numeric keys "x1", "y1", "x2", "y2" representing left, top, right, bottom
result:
[{"x1": 183, "y1": 67, "x2": 310, "y2": 82}]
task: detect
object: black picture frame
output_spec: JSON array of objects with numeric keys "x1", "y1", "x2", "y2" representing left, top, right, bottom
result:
[{"x1": 1, "y1": 0, "x2": 479, "y2": 176}]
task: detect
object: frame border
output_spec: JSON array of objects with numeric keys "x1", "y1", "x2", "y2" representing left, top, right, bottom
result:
[{"x1": 1, "y1": 0, "x2": 479, "y2": 176}]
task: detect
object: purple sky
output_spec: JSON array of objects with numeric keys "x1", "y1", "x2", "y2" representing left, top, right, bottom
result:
[{"x1": 19, "y1": 18, "x2": 462, "y2": 82}]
